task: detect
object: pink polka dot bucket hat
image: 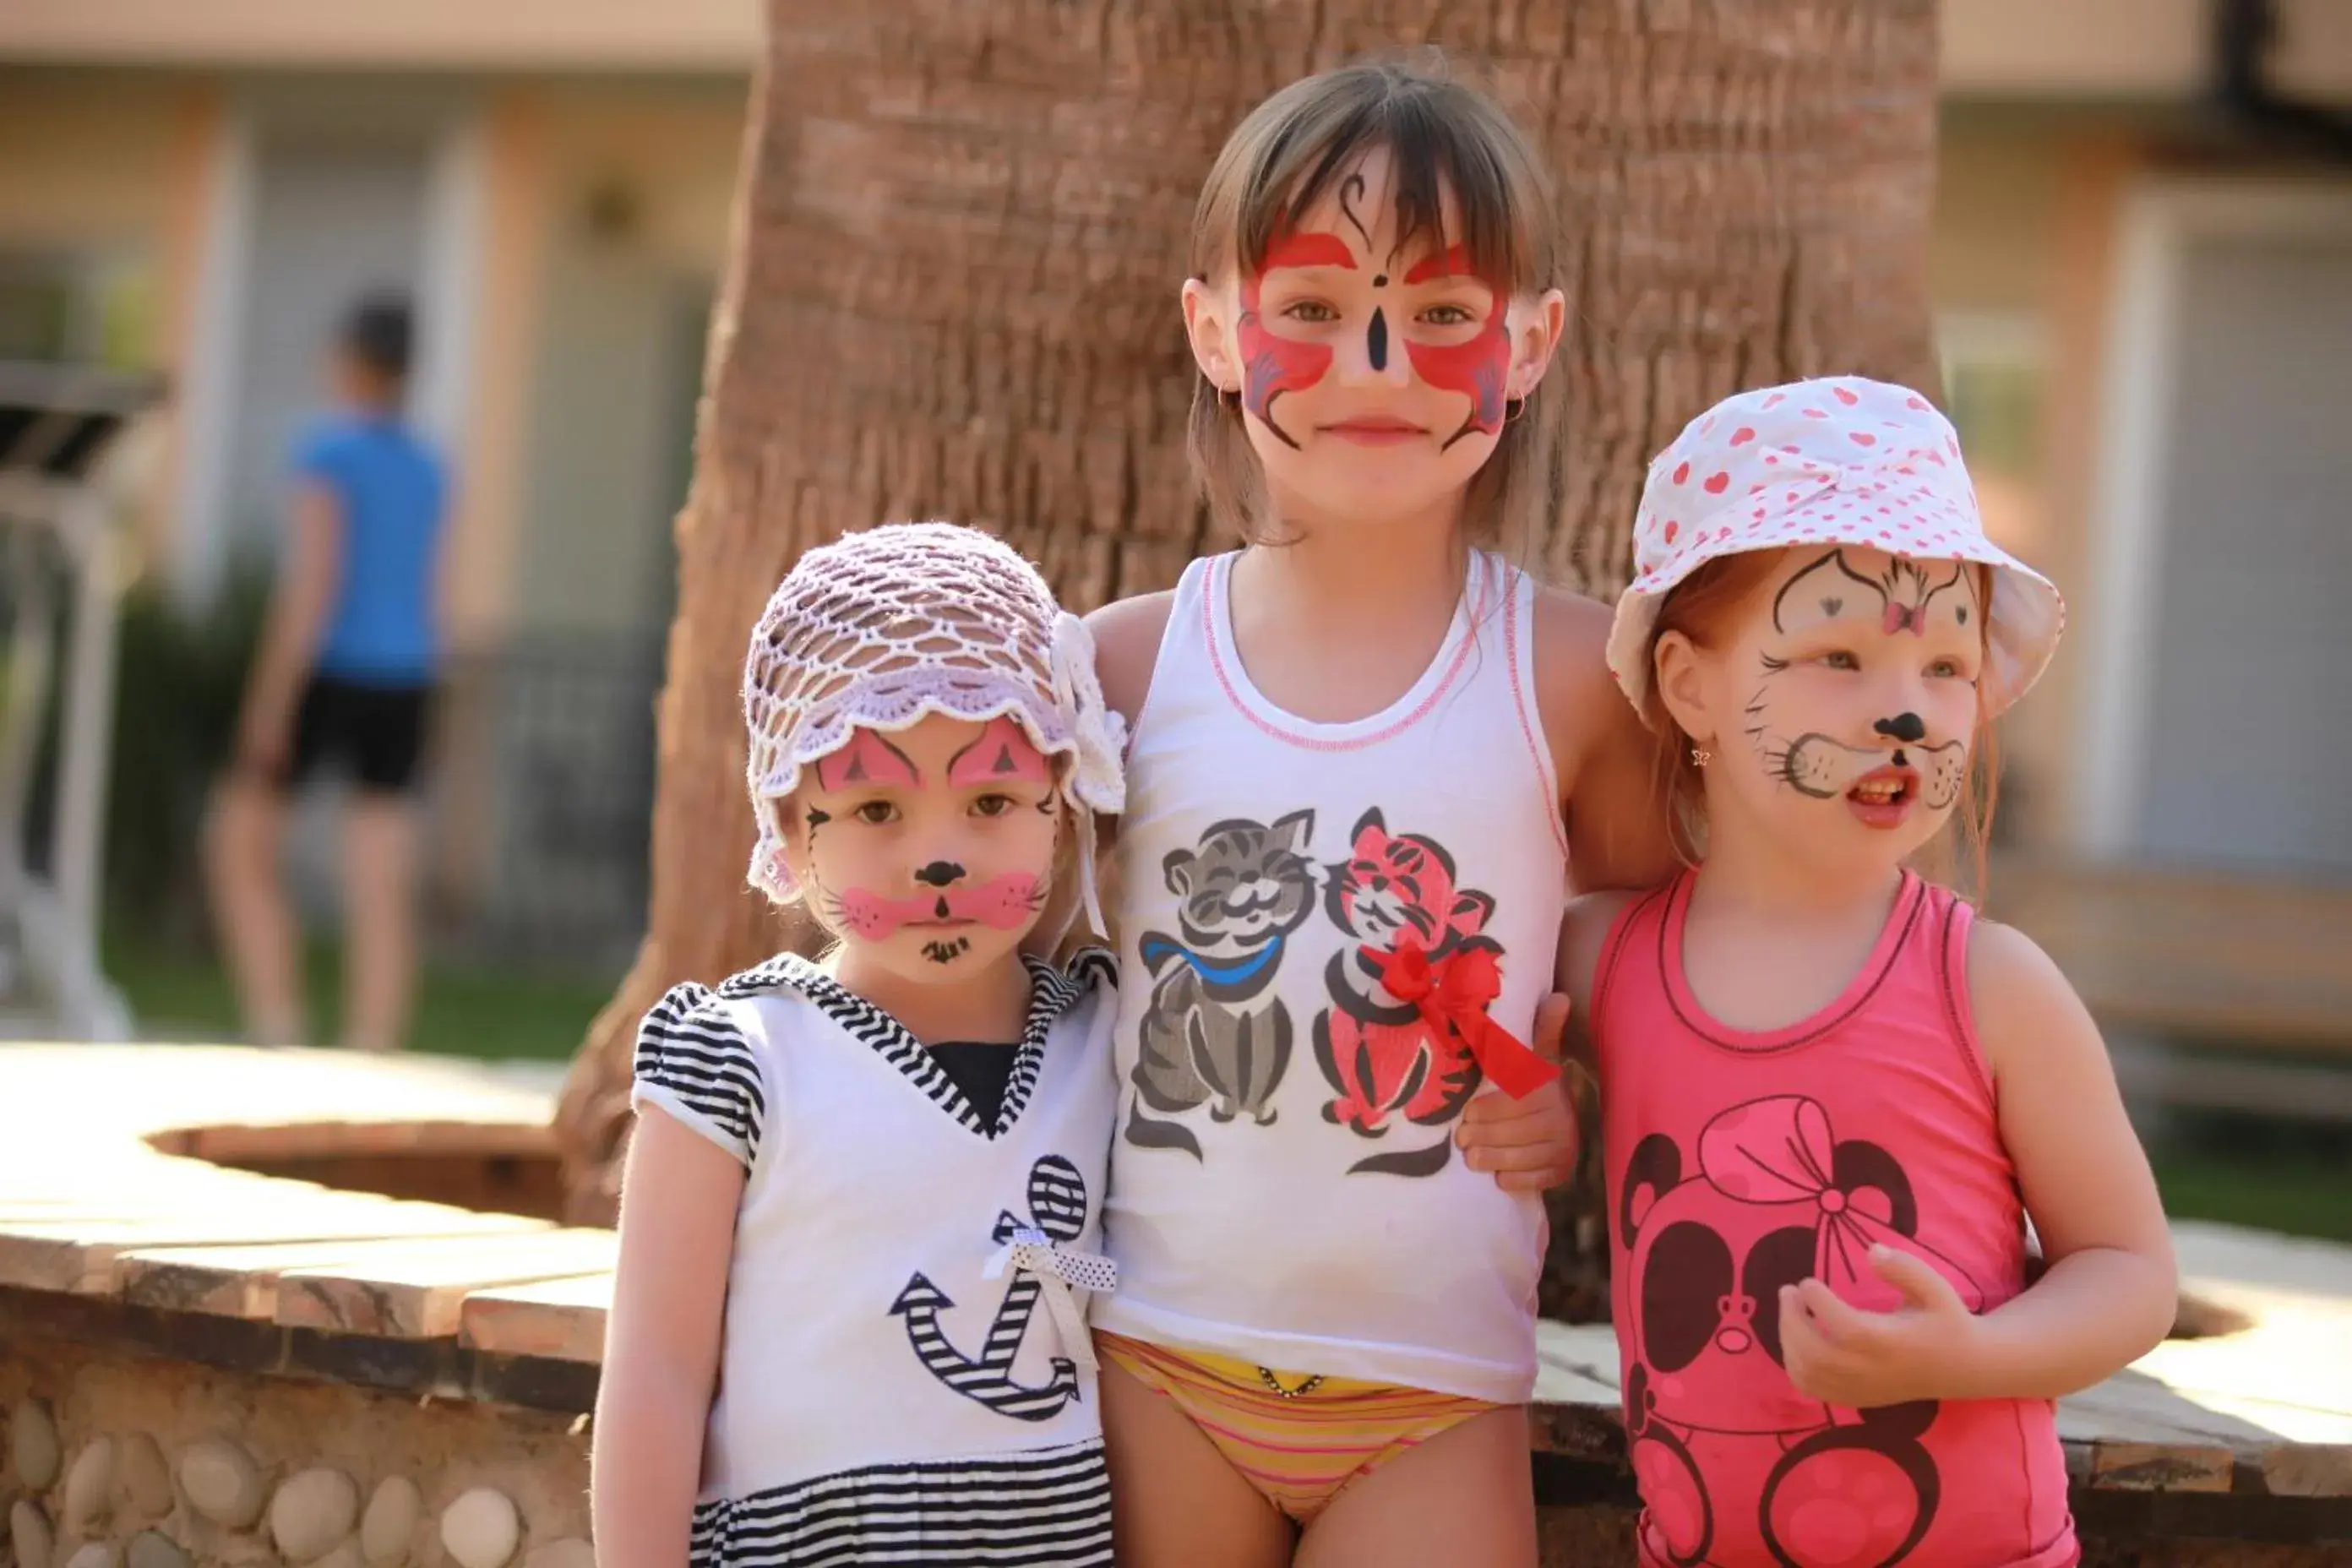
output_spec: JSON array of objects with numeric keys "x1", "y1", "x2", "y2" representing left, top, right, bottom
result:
[{"x1": 1605, "y1": 375, "x2": 2066, "y2": 720}]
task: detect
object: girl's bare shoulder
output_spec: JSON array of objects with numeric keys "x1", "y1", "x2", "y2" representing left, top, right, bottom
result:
[
  {"x1": 1559, "y1": 889, "x2": 1642, "y2": 1009},
  {"x1": 1528, "y1": 581, "x2": 1633, "y2": 738},
  {"x1": 1086, "y1": 591, "x2": 1176, "y2": 726}
]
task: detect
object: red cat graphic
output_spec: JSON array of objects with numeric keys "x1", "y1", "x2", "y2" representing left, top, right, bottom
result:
[{"x1": 1313, "y1": 808, "x2": 1500, "y2": 1171}]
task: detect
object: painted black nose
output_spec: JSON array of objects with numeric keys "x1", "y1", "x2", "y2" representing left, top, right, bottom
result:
[
  {"x1": 1874, "y1": 712, "x2": 1927, "y2": 744},
  {"x1": 912, "y1": 861, "x2": 965, "y2": 888}
]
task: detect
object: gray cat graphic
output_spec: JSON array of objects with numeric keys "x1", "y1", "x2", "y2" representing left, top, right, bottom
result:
[{"x1": 1125, "y1": 810, "x2": 1317, "y2": 1161}]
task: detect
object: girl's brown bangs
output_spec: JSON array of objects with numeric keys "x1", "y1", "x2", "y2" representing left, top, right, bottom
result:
[{"x1": 1233, "y1": 99, "x2": 1531, "y2": 292}]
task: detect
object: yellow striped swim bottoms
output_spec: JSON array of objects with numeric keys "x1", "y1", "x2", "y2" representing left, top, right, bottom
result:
[{"x1": 1096, "y1": 1330, "x2": 1500, "y2": 1525}]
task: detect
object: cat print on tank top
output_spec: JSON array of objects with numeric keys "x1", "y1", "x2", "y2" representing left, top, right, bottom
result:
[
  {"x1": 1101, "y1": 549, "x2": 1564, "y2": 1401},
  {"x1": 1124, "y1": 803, "x2": 1511, "y2": 1179},
  {"x1": 1129, "y1": 810, "x2": 1320, "y2": 1157}
]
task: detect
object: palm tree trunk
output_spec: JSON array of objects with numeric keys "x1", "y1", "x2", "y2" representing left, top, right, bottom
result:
[{"x1": 555, "y1": 2, "x2": 1942, "y2": 1317}]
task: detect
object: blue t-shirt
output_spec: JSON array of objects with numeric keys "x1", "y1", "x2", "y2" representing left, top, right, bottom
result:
[{"x1": 290, "y1": 414, "x2": 449, "y2": 683}]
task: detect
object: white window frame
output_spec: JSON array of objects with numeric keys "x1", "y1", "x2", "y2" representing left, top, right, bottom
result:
[{"x1": 2073, "y1": 177, "x2": 2352, "y2": 860}]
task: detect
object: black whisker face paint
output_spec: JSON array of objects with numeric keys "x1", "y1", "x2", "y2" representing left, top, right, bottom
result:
[{"x1": 1919, "y1": 740, "x2": 1970, "y2": 810}]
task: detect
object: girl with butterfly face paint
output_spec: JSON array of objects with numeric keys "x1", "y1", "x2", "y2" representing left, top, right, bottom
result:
[
  {"x1": 1547, "y1": 378, "x2": 2176, "y2": 1568},
  {"x1": 1083, "y1": 58, "x2": 1671, "y2": 1568},
  {"x1": 596, "y1": 525, "x2": 1133, "y2": 1568}
]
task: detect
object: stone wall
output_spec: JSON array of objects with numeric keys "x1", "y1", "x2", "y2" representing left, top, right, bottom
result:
[{"x1": 1, "y1": 1333, "x2": 589, "y2": 1568}]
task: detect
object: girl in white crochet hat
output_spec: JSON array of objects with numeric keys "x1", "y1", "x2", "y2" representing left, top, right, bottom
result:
[
  {"x1": 595, "y1": 523, "x2": 1127, "y2": 1567},
  {"x1": 1558, "y1": 378, "x2": 2175, "y2": 1566}
]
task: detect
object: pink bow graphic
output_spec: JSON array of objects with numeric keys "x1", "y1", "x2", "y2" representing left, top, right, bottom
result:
[
  {"x1": 1882, "y1": 602, "x2": 1927, "y2": 637},
  {"x1": 1696, "y1": 1096, "x2": 1983, "y2": 1309}
]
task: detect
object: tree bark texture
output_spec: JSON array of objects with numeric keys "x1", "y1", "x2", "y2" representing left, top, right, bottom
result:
[{"x1": 554, "y1": 0, "x2": 1943, "y2": 1311}]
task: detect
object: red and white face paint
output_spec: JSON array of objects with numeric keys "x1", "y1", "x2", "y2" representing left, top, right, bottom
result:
[
  {"x1": 1398, "y1": 244, "x2": 1510, "y2": 449},
  {"x1": 1210, "y1": 146, "x2": 1539, "y2": 528},
  {"x1": 789, "y1": 714, "x2": 1063, "y2": 977}
]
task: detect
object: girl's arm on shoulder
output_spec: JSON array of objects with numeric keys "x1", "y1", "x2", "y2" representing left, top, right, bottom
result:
[
  {"x1": 1082, "y1": 591, "x2": 1172, "y2": 934},
  {"x1": 1963, "y1": 917, "x2": 2177, "y2": 1396},
  {"x1": 591, "y1": 1108, "x2": 746, "y2": 1568},
  {"x1": 1533, "y1": 586, "x2": 1679, "y2": 894},
  {"x1": 1086, "y1": 590, "x2": 1176, "y2": 727},
  {"x1": 1556, "y1": 889, "x2": 1638, "y2": 1072}
]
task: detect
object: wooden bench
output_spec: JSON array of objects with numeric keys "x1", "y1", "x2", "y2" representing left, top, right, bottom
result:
[
  {"x1": 4, "y1": 1042, "x2": 2350, "y2": 1560},
  {"x1": 1986, "y1": 857, "x2": 2352, "y2": 1053}
]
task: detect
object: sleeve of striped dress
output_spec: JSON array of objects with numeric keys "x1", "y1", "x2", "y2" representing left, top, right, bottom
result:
[{"x1": 629, "y1": 982, "x2": 767, "y2": 1166}]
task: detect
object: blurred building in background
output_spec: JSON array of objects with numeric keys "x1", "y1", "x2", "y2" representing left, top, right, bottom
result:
[
  {"x1": 1937, "y1": 0, "x2": 2352, "y2": 887},
  {"x1": 0, "y1": 0, "x2": 2345, "y2": 971},
  {"x1": 0, "y1": 1, "x2": 752, "y2": 963}
]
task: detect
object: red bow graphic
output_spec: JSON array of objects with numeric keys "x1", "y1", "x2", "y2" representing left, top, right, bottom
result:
[{"x1": 1365, "y1": 940, "x2": 1560, "y2": 1099}]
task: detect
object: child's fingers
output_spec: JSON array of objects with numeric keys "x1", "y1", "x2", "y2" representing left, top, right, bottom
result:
[
  {"x1": 1455, "y1": 1090, "x2": 1522, "y2": 1128},
  {"x1": 1869, "y1": 1245, "x2": 1962, "y2": 1315},
  {"x1": 1455, "y1": 1106, "x2": 1563, "y2": 1147},
  {"x1": 1529, "y1": 994, "x2": 1572, "y2": 1062},
  {"x1": 1778, "y1": 1288, "x2": 1828, "y2": 1382},
  {"x1": 1794, "y1": 1278, "x2": 1873, "y2": 1346},
  {"x1": 1463, "y1": 1135, "x2": 1574, "y2": 1173}
]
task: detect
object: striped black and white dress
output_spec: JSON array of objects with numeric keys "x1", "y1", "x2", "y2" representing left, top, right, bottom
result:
[{"x1": 631, "y1": 949, "x2": 1119, "y2": 1568}]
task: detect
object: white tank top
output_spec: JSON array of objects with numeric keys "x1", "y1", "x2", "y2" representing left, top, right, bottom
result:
[{"x1": 1096, "y1": 549, "x2": 1571, "y2": 1402}]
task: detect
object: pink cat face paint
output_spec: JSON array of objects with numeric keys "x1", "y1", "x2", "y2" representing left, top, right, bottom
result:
[
  {"x1": 789, "y1": 713, "x2": 1064, "y2": 977},
  {"x1": 945, "y1": 716, "x2": 1049, "y2": 787},
  {"x1": 835, "y1": 874, "x2": 1045, "y2": 940},
  {"x1": 814, "y1": 727, "x2": 918, "y2": 792}
]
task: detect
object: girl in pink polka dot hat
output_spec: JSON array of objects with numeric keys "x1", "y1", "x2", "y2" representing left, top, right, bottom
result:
[
  {"x1": 1605, "y1": 374, "x2": 2064, "y2": 720},
  {"x1": 1556, "y1": 377, "x2": 2174, "y2": 1567}
]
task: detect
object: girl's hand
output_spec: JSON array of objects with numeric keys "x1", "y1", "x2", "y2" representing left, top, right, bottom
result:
[
  {"x1": 1456, "y1": 994, "x2": 1578, "y2": 1191},
  {"x1": 1778, "y1": 1246, "x2": 1983, "y2": 1408}
]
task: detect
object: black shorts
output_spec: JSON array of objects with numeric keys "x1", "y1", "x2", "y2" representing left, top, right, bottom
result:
[{"x1": 284, "y1": 676, "x2": 433, "y2": 794}]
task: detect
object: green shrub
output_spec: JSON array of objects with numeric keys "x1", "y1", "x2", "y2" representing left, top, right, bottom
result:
[{"x1": 106, "y1": 563, "x2": 270, "y2": 938}]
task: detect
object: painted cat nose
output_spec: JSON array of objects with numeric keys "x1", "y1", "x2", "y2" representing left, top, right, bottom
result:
[
  {"x1": 1874, "y1": 711, "x2": 1927, "y2": 744},
  {"x1": 912, "y1": 861, "x2": 966, "y2": 888}
]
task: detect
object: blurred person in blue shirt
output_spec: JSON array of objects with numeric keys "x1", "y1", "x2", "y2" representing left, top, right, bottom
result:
[{"x1": 204, "y1": 292, "x2": 448, "y2": 1052}]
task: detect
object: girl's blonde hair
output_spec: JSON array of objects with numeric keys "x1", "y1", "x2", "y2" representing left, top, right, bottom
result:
[
  {"x1": 1642, "y1": 551, "x2": 2002, "y2": 899},
  {"x1": 1187, "y1": 56, "x2": 1564, "y2": 549}
]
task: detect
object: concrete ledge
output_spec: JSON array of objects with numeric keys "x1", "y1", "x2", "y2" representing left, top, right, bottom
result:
[{"x1": 7, "y1": 1041, "x2": 2351, "y2": 1553}]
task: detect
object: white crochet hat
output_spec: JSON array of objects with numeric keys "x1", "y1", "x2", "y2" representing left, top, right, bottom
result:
[
  {"x1": 1606, "y1": 375, "x2": 2066, "y2": 721},
  {"x1": 742, "y1": 521, "x2": 1126, "y2": 933}
]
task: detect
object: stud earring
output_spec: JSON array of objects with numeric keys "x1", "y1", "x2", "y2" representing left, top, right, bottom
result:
[{"x1": 1690, "y1": 747, "x2": 1712, "y2": 768}]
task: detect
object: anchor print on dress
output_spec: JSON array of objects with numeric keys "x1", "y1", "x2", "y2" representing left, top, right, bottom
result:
[
  {"x1": 1619, "y1": 1096, "x2": 1986, "y2": 1567},
  {"x1": 888, "y1": 1153, "x2": 1113, "y2": 1423},
  {"x1": 1313, "y1": 808, "x2": 1502, "y2": 1178},
  {"x1": 1124, "y1": 810, "x2": 1318, "y2": 1162}
]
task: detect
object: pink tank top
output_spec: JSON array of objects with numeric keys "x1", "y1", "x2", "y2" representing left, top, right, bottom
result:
[{"x1": 1594, "y1": 872, "x2": 2078, "y2": 1568}]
